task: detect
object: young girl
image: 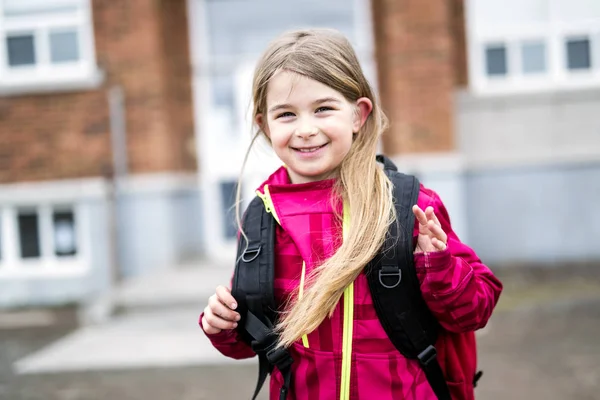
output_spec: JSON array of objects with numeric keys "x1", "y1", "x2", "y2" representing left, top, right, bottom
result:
[{"x1": 200, "y1": 28, "x2": 503, "y2": 400}]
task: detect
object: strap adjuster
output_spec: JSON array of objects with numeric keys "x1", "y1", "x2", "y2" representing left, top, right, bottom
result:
[
  {"x1": 417, "y1": 345, "x2": 437, "y2": 367},
  {"x1": 267, "y1": 347, "x2": 293, "y2": 371}
]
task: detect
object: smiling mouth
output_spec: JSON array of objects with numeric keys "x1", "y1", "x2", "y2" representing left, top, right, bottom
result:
[{"x1": 292, "y1": 144, "x2": 327, "y2": 153}]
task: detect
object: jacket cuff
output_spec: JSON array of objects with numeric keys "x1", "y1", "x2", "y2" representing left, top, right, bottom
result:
[{"x1": 414, "y1": 248, "x2": 452, "y2": 271}]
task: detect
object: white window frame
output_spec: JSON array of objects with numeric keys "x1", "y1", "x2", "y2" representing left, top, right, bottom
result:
[
  {"x1": 0, "y1": 201, "x2": 90, "y2": 278},
  {"x1": 0, "y1": 0, "x2": 103, "y2": 95},
  {"x1": 466, "y1": 0, "x2": 600, "y2": 95}
]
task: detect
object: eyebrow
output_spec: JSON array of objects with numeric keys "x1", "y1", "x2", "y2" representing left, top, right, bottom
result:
[{"x1": 268, "y1": 97, "x2": 342, "y2": 114}]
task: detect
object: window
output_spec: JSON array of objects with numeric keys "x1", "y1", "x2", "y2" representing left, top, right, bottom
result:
[
  {"x1": 521, "y1": 41, "x2": 546, "y2": 74},
  {"x1": 0, "y1": 0, "x2": 101, "y2": 94},
  {"x1": 467, "y1": 0, "x2": 600, "y2": 94},
  {"x1": 0, "y1": 204, "x2": 81, "y2": 275},
  {"x1": 485, "y1": 45, "x2": 508, "y2": 76},
  {"x1": 53, "y1": 209, "x2": 77, "y2": 256},
  {"x1": 49, "y1": 30, "x2": 80, "y2": 63},
  {"x1": 566, "y1": 37, "x2": 591, "y2": 70},
  {"x1": 6, "y1": 34, "x2": 35, "y2": 66},
  {"x1": 17, "y1": 210, "x2": 41, "y2": 259}
]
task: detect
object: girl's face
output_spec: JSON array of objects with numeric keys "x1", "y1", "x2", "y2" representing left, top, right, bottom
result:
[{"x1": 256, "y1": 71, "x2": 372, "y2": 184}]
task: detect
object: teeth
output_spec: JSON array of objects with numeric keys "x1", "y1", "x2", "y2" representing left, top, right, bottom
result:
[{"x1": 297, "y1": 145, "x2": 323, "y2": 152}]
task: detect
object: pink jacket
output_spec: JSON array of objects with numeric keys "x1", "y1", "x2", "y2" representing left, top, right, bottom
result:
[{"x1": 201, "y1": 167, "x2": 503, "y2": 400}]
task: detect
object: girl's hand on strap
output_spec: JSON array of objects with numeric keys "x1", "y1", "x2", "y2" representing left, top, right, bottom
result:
[
  {"x1": 412, "y1": 205, "x2": 448, "y2": 253},
  {"x1": 202, "y1": 285, "x2": 241, "y2": 335}
]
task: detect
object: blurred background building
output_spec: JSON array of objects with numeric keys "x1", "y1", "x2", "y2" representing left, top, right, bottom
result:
[{"x1": 0, "y1": 0, "x2": 599, "y2": 309}]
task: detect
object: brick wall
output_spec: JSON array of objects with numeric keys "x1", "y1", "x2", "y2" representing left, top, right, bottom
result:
[
  {"x1": 0, "y1": 0, "x2": 196, "y2": 184},
  {"x1": 0, "y1": 91, "x2": 111, "y2": 182},
  {"x1": 371, "y1": 0, "x2": 467, "y2": 155}
]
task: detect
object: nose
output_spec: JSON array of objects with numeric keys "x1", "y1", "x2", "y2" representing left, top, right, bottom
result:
[{"x1": 295, "y1": 120, "x2": 318, "y2": 140}]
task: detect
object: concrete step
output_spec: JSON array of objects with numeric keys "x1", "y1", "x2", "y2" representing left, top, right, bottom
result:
[
  {"x1": 79, "y1": 258, "x2": 236, "y2": 325},
  {"x1": 15, "y1": 306, "x2": 253, "y2": 375}
]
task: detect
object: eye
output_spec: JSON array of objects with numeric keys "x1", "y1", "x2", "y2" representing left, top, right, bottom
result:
[
  {"x1": 276, "y1": 111, "x2": 295, "y2": 119},
  {"x1": 315, "y1": 106, "x2": 334, "y2": 113}
]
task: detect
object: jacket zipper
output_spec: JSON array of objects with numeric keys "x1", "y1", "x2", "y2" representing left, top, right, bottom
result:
[{"x1": 340, "y1": 201, "x2": 353, "y2": 400}]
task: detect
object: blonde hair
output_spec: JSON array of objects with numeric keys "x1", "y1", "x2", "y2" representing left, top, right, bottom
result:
[{"x1": 236, "y1": 28, "x2": 395, "y2": 348}]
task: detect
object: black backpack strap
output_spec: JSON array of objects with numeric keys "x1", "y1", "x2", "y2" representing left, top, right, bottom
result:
[
  {"x1": 231, "y1": 196, "x2": 294, "y2": 400},
  {"x1": 376, "y1": 154, "x2": 398, "y2": 171},
  {"x1": 367, "y1": 156, "x2": 451, "y2": 400}
]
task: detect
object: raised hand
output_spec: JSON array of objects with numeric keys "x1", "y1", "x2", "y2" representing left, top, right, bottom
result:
[{"x1": 412, "y1": 205, "x2": 448, "y2": 253}]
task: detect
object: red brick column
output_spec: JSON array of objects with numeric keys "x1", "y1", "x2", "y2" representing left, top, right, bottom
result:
[{"x1": 371, "y1": 0, "x2": 466, "y2": 155}]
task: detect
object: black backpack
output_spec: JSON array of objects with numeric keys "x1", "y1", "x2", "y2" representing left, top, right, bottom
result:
[{"x1": 231, "y1": 155, "x2": 463, "y2": 400}]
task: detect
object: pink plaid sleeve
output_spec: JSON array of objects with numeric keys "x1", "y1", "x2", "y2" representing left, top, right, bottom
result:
[
  {"x1": 199, "y1": 311, "x2": 256, "y2": 359},
  {"x1": 414, "y1": 189, "x2": 503, "y2": 333}
]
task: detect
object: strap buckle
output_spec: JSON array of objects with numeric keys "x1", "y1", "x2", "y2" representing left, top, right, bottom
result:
[
  {"x1": 379, "y1": 266, "x2": 402, "y2": 289},
  {"x1": 417, "y1": 345, "x2": 438, "y2": 367}
]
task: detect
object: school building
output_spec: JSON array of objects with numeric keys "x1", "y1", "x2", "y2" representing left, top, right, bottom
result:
[{"x1": 1, "y1": 0, "x2": 599, "y2": 308}]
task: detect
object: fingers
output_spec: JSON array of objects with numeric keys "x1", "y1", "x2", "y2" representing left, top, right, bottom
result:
[
  {"x1": 202, "y1": 285, "x2": 241, "y2": 334},
  {"x1": 209, "y1": 293, "x2": 240, "y2": 322},
  {"x1": 425, "y1": 206, "x2": 441, "y2": 226},
  {"x1": 431, "y1": 236, "x2": 447, "y2": 251},
  {"x1": 414, "y1": 205, "x2": 448, "y2": 251},
  {"x1": 427, "y1": 219, "x2": 448, "y2": 250},
  {"x1": 204, "y1": 302, "x2": 239, "y2": 331},
  {"x1": 412, "y1": 205, "x2": 428, "y2": 226},
  {"x1": 216, "y1": 285, "x2": 238, "y2": 310},
  {"x1": 201, "y1": 311, "x2": 222, "y2": 335}
]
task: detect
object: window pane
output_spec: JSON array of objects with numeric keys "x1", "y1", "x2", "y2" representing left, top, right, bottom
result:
[
  {"x1": 53, "y1": 210, "x2": 77, "y2": 257},
  {"x1": 485, "y1": 45, "x2": 507, "y2": 76},
  {"x1": 220, "y1": 181, "x2": 238, "y2": 239},
  {"x1": 6, "y1": 35, "x2": 36, "y2": 66},
  {"x1": 522, "y1": 42, "x2": 546, "y2": 74},
  {"x1": 566, "y1": 38, "x2": 591, "y2": 70},
  {"x1": 50, "y1": 30, "x2": 80, "y2": 63},
  {"x1": 18, "y1": 211, "x2": 40, "y2": 259}
]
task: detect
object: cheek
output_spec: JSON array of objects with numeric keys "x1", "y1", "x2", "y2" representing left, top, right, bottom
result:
[
  {"x1": 268, "y1": 126, "x2": 289, "y2": 148},
  {"x1": 324, "y1": 116, "x2": 355, "y2": 140}
]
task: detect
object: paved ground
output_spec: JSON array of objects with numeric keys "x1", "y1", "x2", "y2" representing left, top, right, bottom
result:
[{"x1": 1, "y1": 264, "x2": 600, "y2": 400}]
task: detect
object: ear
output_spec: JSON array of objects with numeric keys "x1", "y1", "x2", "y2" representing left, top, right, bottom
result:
[
  {"x1": 353, "y1": 97, "x2": 373, "y2": 133},
  {"x1": 255, "y1": 113, "x2": 270, "y2": 137}
]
